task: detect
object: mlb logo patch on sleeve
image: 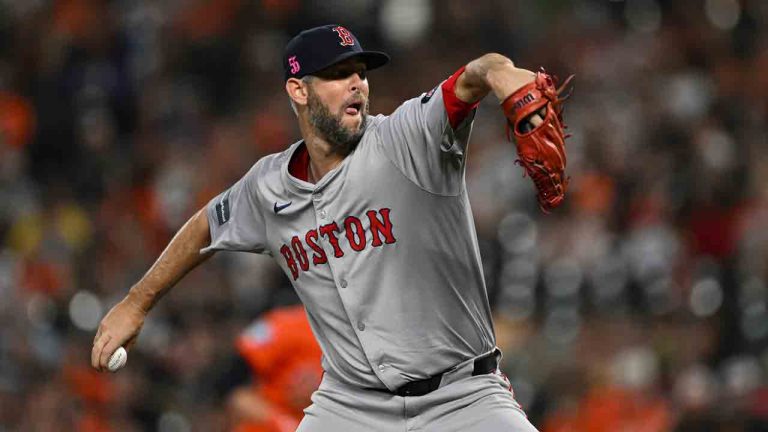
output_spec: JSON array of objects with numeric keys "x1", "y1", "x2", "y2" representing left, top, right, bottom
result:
[
  {"x1": 215, "y1": 189, "x2": 231, "y2": 225},
  {"x1": 422, "y1": 86, "x2": 438, "y2": 103}
]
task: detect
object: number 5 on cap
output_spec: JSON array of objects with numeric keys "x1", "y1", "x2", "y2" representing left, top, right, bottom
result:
[{"x1": 289, "y1": 56, "x2": 301, "y2": 74}]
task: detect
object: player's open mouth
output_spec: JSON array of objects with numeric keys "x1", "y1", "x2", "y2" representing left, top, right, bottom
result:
[{"x1": 345, "y1": 102, "x2": 362, "y2": 116}]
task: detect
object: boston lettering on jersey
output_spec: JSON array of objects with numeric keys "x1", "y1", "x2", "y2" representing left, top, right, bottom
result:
[{"x1": 279, "y1": 208, "x2": 396, "y2": 280}]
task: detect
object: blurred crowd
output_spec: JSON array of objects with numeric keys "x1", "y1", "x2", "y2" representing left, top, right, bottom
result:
[{"x1": 1, "y1": 0, "x2": 767, "y2": 431}]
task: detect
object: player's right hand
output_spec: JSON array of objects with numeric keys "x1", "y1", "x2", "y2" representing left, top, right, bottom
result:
[{"x1": 91, "y1": 296, "x2": 146, "y2": 372}]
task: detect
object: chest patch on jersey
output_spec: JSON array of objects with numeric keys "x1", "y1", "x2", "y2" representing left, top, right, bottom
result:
[
  {"x1": 421, "y1": 86, "x2": 438, "y2": 104},
  {"x1": 215, "y1": 189, "x2": 231, "y2": 225}
]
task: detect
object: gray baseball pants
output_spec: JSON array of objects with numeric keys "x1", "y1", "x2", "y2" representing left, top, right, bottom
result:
[{"x1": 297, "y1": 357, "x2": 539, "y2": 431}]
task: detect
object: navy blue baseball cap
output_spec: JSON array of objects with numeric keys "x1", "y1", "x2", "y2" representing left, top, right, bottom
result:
[{"x1": 283, "y1": 25, "x2": 390, "y2": 80}]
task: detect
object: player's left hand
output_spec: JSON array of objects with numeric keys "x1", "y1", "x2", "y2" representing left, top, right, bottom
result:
[{"x1": 91, "y1": 296, "x2": 146, "y2": 372}]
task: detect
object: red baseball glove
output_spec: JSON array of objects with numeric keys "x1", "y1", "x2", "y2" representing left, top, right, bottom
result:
[{"x1": 502, "y1": 69, "x2": 573, "y2": 212}]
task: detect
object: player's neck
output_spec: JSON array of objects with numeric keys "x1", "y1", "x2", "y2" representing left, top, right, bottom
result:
[
  {"x1": 302, "y1": 136, "x2": 345, "y2": 184},
  {"x1": 298, "y1": 118, "x2": 350, "y2": 183}
]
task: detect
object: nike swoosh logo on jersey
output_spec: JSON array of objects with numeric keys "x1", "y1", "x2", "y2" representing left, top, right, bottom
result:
[{"x1": 274, "y1": 201, "x2": 292, "y2": 214}]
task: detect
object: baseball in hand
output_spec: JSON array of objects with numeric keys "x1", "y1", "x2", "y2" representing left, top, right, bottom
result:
[{"x1": 107, "y1": 346, "x2": 128, "y2": 372}]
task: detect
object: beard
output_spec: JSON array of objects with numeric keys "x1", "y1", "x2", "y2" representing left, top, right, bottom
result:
[{"x1": 307, "y1": 87, "x2": 369, "y2": 155}]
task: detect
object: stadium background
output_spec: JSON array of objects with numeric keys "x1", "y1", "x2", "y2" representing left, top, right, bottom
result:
[{"x1": 1, "y1": 0, "x2": 767, "y2": 430}]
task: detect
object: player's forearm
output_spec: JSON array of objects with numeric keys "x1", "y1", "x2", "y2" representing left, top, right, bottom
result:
[
  {"x1": 456, "y1": 53, "x2": 534, "y2": 103},
  {"x1": 126, "y1": 207, "x2": 213, "y2": 313}
]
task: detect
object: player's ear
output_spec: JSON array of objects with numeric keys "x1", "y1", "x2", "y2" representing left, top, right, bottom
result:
[{"x1": 286, "y1": 77, "x2": 309, "y2": 107}]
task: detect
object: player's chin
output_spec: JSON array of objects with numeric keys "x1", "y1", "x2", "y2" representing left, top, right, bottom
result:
[{"x1": 341, "y1": 114, "x2": 363, "y2": 130}]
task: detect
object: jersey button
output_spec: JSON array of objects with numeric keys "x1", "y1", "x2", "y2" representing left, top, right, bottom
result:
[
  {"x1": 357, "y1": 322, "x2": 365, "y2": 331},
  {"x1": 313, "y1": 192, "x2": 322, "y2": 200},
  {"x1": 319, "y1": 210, "x2": 327, "y2": 219},
  {"x1": 378, "y1": 364, "x2": 386, "y2": 372},
  {"x1": 340, "y1": 279, "x2": 348, "y2": 288}
]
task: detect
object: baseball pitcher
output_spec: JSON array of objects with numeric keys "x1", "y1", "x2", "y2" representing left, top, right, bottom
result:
[{"x1": 92, "y1": 24, "x2": 572, "y2": 431}]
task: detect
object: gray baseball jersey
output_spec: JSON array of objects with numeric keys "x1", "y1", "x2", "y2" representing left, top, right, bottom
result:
[{"x1": 202, "y1": 72, "x2": 496, "y2": 392}]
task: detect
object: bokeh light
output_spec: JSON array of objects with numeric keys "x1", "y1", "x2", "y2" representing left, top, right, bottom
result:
[{"x1": 68, "y1": 290, "x2": 103, "y2": 332}]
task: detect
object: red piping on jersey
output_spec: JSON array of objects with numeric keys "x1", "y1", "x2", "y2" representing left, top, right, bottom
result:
[
  {"x1": 441, "y1": 65, "x2": 480, "y2": 130},
  {"x1": 288, "y1": 142, "x2": 310, "y2": 182}
]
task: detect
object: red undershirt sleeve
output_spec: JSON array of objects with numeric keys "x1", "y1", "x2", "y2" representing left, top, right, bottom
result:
[{"x1": 441, "y1": 65, "x2": 481, "y2": 130}]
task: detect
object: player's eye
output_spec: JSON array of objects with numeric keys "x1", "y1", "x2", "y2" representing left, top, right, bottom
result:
[
  {"x1": 320, "y1": 69, "x2": 347, "y2": 80},
  {"x1": 317, "y1": 65, "x2": 366, "y2": 81}
]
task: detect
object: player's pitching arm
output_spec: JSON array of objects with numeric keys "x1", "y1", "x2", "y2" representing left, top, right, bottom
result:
[{"x1": 91, "y1": 207, "x2": 213, "y2": 372}]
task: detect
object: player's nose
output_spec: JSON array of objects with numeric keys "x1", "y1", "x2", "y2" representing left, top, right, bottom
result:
[{"x1": 348, "y1": 72, "x2": 365, "y2": 92}]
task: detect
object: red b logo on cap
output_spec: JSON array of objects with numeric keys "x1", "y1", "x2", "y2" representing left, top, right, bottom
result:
[{"x1": 332, "y1": 26, "x2": 355, "y2": 47}]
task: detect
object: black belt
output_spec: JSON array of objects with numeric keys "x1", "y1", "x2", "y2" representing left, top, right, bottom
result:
[{"x1": 392, "y1": 349, "x2": 500, "y2": 397}]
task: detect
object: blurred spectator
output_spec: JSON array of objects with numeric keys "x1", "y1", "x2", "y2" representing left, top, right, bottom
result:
[{"x1": 225, "y1": 305, "x2": 322, "y2": 432}]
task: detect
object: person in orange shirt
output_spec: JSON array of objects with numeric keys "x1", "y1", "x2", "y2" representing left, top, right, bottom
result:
[{"x1": 227, "y1": 305, "x2": 323, "y2": 432}]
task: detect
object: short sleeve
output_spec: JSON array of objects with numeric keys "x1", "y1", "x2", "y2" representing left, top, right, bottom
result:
[
  {"x1": 201, "y1": 162, "x2": 268, "y2": 254},
  {"x1": 375, "y1": 66, "x2": 479, "y2": 195}
]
